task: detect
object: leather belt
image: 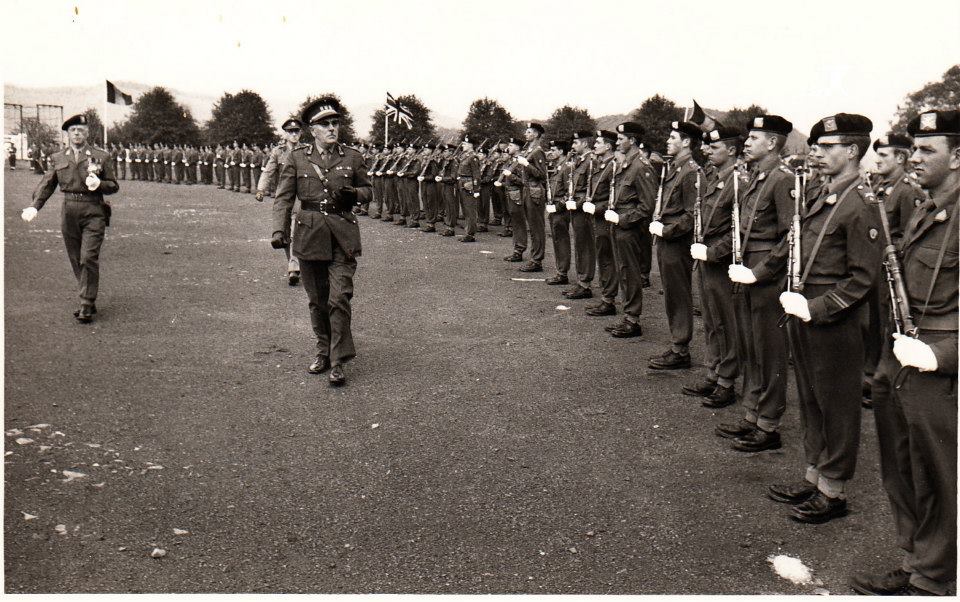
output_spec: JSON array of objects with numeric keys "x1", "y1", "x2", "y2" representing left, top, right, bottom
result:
[
  {"x1": 300, "y1": 201, "x2": 340, "y2": 214},
  {"x1": 64, "y1": 192, "x2": 102, "y2": 202}
]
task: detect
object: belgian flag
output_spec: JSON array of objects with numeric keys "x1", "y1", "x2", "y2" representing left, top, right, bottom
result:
[{"x1": 106, "y1": 80, "x2": 133, "y2": 106}]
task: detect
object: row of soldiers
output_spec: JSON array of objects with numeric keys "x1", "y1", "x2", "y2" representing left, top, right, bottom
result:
[
  {"x1": 352, "y1": 111, "x2": 957, "y2": 596},
  {"x1": 106, "y1": 141, "x2": 281, "y2": 193}
]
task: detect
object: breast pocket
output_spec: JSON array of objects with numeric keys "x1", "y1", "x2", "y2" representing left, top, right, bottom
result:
[
  {"x1": 297, "y1": 173, "x2": 323, "y2": 200},
  {"x1": 911, "y1": 244, "x2": 958, "y2": 309}
]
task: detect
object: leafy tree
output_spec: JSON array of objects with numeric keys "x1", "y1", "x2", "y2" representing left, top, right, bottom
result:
[
  {"x1": 368, "y1": 94, "x2": 436, "y2": 145},
  {"x1": 114, "y1": 87, "x2": 201, "y2": 145},
  {"x1": 723, "y1": 104, "x2": 768, "y2": 130},
  {"x1": 628, "y1": 94, "x2": 683, "y2": 154},
  {"x1": 461, "y1": 98, "x2": 522, "y2": 143},
  {"x1": 293, "y1": 93, "x2": 358, "y2": 145},
  {"x1": 15, "y1": 117, "x2": 59, "y2": 150},
  {"x1": 80, "y1": 108, "x2": 105, "y2": 146},
  {"x1": 205, "y1": 90, "x2": 274, "y2": 147},
  {"x1": 890, "y1": 64, "x2": 960, "y2": 134},
  {"x1": 544, "y1": 105, "x2": 597, "y2": 144}
]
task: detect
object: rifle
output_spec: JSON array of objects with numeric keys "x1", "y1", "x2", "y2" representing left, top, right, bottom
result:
[
  {"x1": 865, "y1": 173, "x2": 917, "y2": 337},
  {"x1": 778, "y1": 163, "x2": 807, "y2": 327},
  {"x1": 693, "y1": 168, "x2": 703, "y2": 243},
  {"x1": 604, "y1": 158, "x2": 619, "y2": 223},
  {"x1": 651, "y1": 163, "x2": 667, "y2": 222}
]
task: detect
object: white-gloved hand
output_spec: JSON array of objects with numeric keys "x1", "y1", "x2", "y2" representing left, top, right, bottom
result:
[
  {"x1": 892, "y1": 333, "x2": 938, "y2": 372},
  {"x1": 493, "y1": 181, "x2": 502, "y2": 187},
  {"x1": 582, "y1": 201, "x2": 596, "y2": 215},
  {"x1": 85, "y1": 173, "x2": 101, "y2": 191},
  {"x1": 690, "y1": 243, "x2": 708, "y2": 261},
  {"x1": 375, "y1": 171, "x2": 383, "y2": 176},
  {"x1": 435, "y1": 176, "x2": 443, "y2": 183},
  {"x1": 779, "y1": 291, "x2": 811, "y2": 322},
  {"x1": 728, "y1": 264, "x2": 758, "y2": 284},
  {"x1": 565, "y1": 199, "x2": 577, "y2": 211},
  {"x1": 386, "y1": 170, "x2": 394, "y2": 175},
  {"x1": 648, "y1": 221, "x2": 664, "y2": 237},
  {"x1": 397, "y1": 172, "x2": 405, "y2": 177},
  {"x1": 502, "y1": 169, "x2": 512, "y2": 177},
  {"x1": 604, "y1": 209, "x2": 619, "y2": 224},
  {"x1": 546, "y1": 203, "x2": 557, "y2": 214},
  {"x1": 367, "y1": 171, "x2": 374, "y2": 176},
  {"x1": 516, "y1": 156, "x2": 529, "y2": 167},
  {"x1": 21, "y1": 207, "x2": 38, "y2": 222},
  {"x1": 417, "y1": 176, "x2": 424, "y2": 182},
  {"x1": 473, "y1": 192, "x2": 480, "y2": 198}
]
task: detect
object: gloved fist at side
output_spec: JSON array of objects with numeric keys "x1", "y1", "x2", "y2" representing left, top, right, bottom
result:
[
  {"x1": 728, "y1": 264, "x2": 758, "y2": 284},
  {"x1": 892, "y1": 334, "x2": 938, "y2": 372},
  {"x1": 270, "y1": 231, "x2": 287, "y2": 249},
  {"x1": 516, "y1": 156, "x2": 529, "y2": 167},
  {"x1": 85, "y1": 174, "x2": 101, "y2": 191},
  {"x1": 690, "y1": 243, "x2": 708, "y2": 261},
  {"x1": 334, "y1": 186, "x2": 358, "y2": 209},
  {"x1": 648, "y1": 221, "x2": 664, "y2": 237},
  {"x1": 779, "y1": 291, "x2": 811, "y2": 322},
  {"x1": 21, "y1": 207, "x2": 38, "y2": 222}
]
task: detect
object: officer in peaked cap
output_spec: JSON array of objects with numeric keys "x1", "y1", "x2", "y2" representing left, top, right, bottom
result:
[
  {"x1": 850, "y1": 109, "x2": 959, "y2": 596},
  {"x1": 258, "y1": 117, "x2": 304, "y2": 284},
  {"x1": 273, "y1": 96, "x2": 372, "y2": 387},
  {"x1": 771, "y1": 113, "x2": 881, "y2": 525},
  {"x1": 22, "y1": 113, "x2": 119, "y2": 323}
]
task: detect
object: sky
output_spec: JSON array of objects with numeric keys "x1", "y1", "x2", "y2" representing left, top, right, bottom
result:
[{"x1": 3, "y1": 0, "x2": 959, "y2": 135}]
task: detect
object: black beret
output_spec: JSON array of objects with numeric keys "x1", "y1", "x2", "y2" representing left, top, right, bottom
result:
[
  {"x1": 506, "y1": 137, "x2": 524, "y2": 147},
  {"x1": 571, "y1": 130, "x2": 594, "y2": 141},
  {"x1": 670, "y1": 120, "x2": 702, "y2": 140},
  {"x1": 595, "y1": 130, "x2": 617, "y2": 144},
  {"x1": 907, "y1": 110, "x2": 960, "y2": 138},
  {"x1": 809, "y1": 113, "x2": 872, "y2": 144},
  {"x1": 704, "y1": 126, "x2": 745, "y2": 144},
  {"x1": 301, "y1": 97, "x2": 342, "y2": 125},
  {"x1": 281, "y1": 118, "x2": 302, "y2": 131},
  {"x1": 525, "y1": 122, "x2": 545, "y2": 135},
  {"x1": 61, "y1": 114, "x2": 89, "y2": 131},
  {"x1": 616, "y1": 121, "x2": 645, "y2": 138},
  {"x1": 746, "y1": 115, "x2": 793, "y2": 137},
  {"x1": 548, "y1": 139, "x2": 571, "y2": 153},
  {"x1": 873, "y1": 133, "x2": 913, "y2": 151}
]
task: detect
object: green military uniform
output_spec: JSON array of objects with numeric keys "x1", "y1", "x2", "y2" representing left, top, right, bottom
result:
[
  {"x1": 546, "y1": 146, "x2": 572, "y2": 283},
  {"x1": 456, "y1": 137, "x2": 482, "y2": 240}
]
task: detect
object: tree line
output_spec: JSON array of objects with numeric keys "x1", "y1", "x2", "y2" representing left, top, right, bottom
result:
[{"x1": 47, "y1": 64, "x2": 959, "y2": 151}]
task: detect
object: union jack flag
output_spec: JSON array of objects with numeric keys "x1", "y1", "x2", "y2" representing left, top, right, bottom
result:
[{"x1": 385, "y1": 92, "x2": 414, "y2": 129}]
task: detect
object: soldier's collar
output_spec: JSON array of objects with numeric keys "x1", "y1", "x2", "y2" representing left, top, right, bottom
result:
[
  {"x1": 671, "y1": 149, "x2": 692, "y2": 166},
  {"x1": 825, "y1": 170, "x2": 860, "y2": 195},
  {"x1": 929, "y1": 182, "x2": 960, "y2": 211},
  {"x1": 878, "y1": 168, "x2": 904, "y2": 188},
  {"x1": 307, "y1": 142, "x2": 343, "y2": 156},
  {"x1": 717, "y1": 162, "x2": 736, "y2": 181}
]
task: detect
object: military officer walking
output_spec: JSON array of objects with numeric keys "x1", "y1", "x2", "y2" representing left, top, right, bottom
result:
[
  {"x1": 272, "y1": 98, "x2": 371, "y2": 386},
  {"x1": 258, "y1": 118, "x2": 304, "y2": 285},
  {"x1": 22, "y1": 114, "x2": 119, "y2": 323}
]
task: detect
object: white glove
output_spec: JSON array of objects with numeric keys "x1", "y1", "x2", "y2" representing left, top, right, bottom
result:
[
  {"x1": 649, "y1": 221, "x2": 664, "y2": 237},
  {"x1": 435, "y1": 176, "x2": 443, "y2": 183},
  {"x1": 546, "y1": 203, "x2": 557, "y2": 214},
  {"x1": 892, "y1": 333, "x2": 938, "y2": 372},
  {"x1": 516, "y1": 157, "x2": 529, "y2": 167},
  {"x1": 417, "y1": 176, "x2": 424, "y2": 182},
  {"x1": 690, "y1": 243, "x2": 708, "y2": 261},
  {"x1": 367, "y1": 171, "x2": 374, "y2": 176},
  {"x1": 604, "y1": 209, "x2": 619, "y2": 224},
  {"x1": 779, "y1": 291, "x2": 811, "y2": 322},
  {"x1": 85, "y1": 173, "x2": 101, "y2": 190},
  {"x1": 386, "y1": 170, "x2": 394, "y2": 175},
  {"x1": 493, "y1": 181, "x2": 502, "y2": 187},
  {"x1": 376, "y1": 171, "x2": 383, "y2": 176},
  {"x1": 728, "y1": 264, "x2": 758, "y2": 284},
  {"x1": 397, "y1": 172, "x2": 405, "y2": 177},
  {"x1": 582, "y1": 201, "x2": 596, "y2": 214},
  {"x1": 502, "y1": 169, "x2": 512, "y2": 177},
  {"x1": 21, "y1": 207, "x2": 38, "y2": 222},
  {"x1": 473, "y1": 192, "x2": 480, "y2": 198},
  {"x1": 565, "y1": 200, "x2": 577, "y2": 211}
]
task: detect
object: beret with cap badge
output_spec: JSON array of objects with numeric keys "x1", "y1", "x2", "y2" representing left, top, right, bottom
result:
[
  {"x1": 907, "y1": 109, "x2": 960, "y2": 138},
  {"x1": 746, "y1": 115, "x2": 793, "y2": 137},
  {"x1": 525, "y1": 122, "x2": 545, "y2": 135},
  {"x1": 809, "y1": 113, "x2": 872, "y2": 144},
  {"x1": 872, "y1": 133, "x2": 913, "y2": 152},
  {"x1": 595, "y1": 130, "x2": 618, "y2": 144},
  {"x1": 704, "y1": 125, "x2": 745, "y2": 143},
  {"x1": 61, "y1": 114, "x2": 89, "y2": 131}
]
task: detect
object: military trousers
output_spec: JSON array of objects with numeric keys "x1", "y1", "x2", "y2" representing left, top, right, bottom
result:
[
  {"x1": 215, "y1": 165, "x2": 225, "y2": 187},
  {"x1": 460, "y1": 187, "x2": 478, "y2": 236},
  {"x1": 873, "y1": 333, "x2": 957, "y2": 595},
  {"x1": 228, "y1": 166, "x2": 239, "y2": 190},
  {"x1": 186, "y1": 164, "x2": 196, "y2": 185},
  {"x1": 252, "y1": 167, "x2": 262, "y2": 191},
  {"x1": 239, "y1": 165, "x2": 250, "y2": 191},
  {"x1": 117, "y1": 161, "x2": 126, "y2": 179},
  {"x1": 383, "y1": 179, "x2": 398, "y2": 217},
  {"x1": 612, "y1": 222, "x2": 647, "y2": 320},
  {"x1": 699, "y1": 258, "x2": 739, "y2": 388},
  {"x1": 369, "y1": 178, "x2": 383, "y2": 218},
  {"x1": 733, "y1": 254, "x2": 788, "y2": 432},
  {"x1": 548, "y1": 209, "x2": 571, "y2": 278},
  {"x1": 503, "y1": 188, "x2": 524, "y2": 248},
  {"x1": 639, "y1": 227, "x2": 652, "y2": 278},
  {"x1": 442, "y1": 184, "x2": 458, "y2": 229},
  {"x1": 570, "y1": 211, "x2": 596, "y2": 288},
  {"x1": 405, "y1": 179, "x2": 420, "y2": 220},
  {"x1": 523, "y1": 187, "x2": 546, "y2": 264},
  {"x1": 594, "y1": 214, "x2": 619, "y2": 304},
  {"x1": 656, "y1": 234, "x2": 694, "y2": 353},
  {"x1": 788, "y1": 283, "x2": 865, "y2": 494},
  {"x1": 421, "y1": 182, "x2": 439, "y2": 224},
  {"x1": 492, "y1": 185, "x2": 506, "y2": 224},
  {"x1": 283, "y1": 207, "x2": 300, "y2": 275},
  {"x1": 479, "y1": 183, "x2": 493, "y2": 226},
  {"x1": 298, "y1": 248, "x2": 357, "y2": 367},
  {"x1": 61, "y1": 199, "x2": 107, "y2": 306}
]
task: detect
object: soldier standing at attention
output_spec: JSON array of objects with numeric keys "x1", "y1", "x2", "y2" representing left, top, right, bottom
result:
[
  {"x1": 648, "y1": 120, "x2": 701, "y2": 369},
  {"x1": 497, "y1": 138, "x2": 526, "y2": 257},
  {"x1": 273, "y1": 98, "x2": 372, "y2": 387},
  {"x1": 436, "y1": 144, "x2": 459, "y2": 237},
  {"x1": 684, "y1": 126, "x2": 744, "y2": 408},
  {"x1": 514, "y1": 122, "x2": 549, "y2": 272},
  {"x1": 559, "y1": 131, "x2": 598, "y2": 300},
  {"x1": 257, "y1": 118, "x2": 304, "y2": 286},
  {"x1": 545, "y1": 139, "x2": 573, "y2": 285},
  {"x1": 416, "y1": 143, "x2": 440, "y2": 232},
  {"x1": 583, "y1": 131, "x2": 619, "y2": 318},
  {"x1": 849, "y1": 110, "x2": 959, "y2": 596},
  {"x1": 228, "y1": 141, "x2": 241, "y2": 191},
  {"x1": 456, "y1": 135, "x2": 482, "y2": 242},
  {"x1": 720, "y1": 115, "x2": 795, "y2": 452},
  {"x1": 251, "y1": 144, "x2": 264, "y2": 194},
  {"x1": 21, "y1": 114, "x2": 119, "y2": 323},
  {"x1": 770, "y1": 113, "x2": 882, "y2": 524},
  {"x1": 214, "y1": 143, "x2": 226, "y2": 189}
]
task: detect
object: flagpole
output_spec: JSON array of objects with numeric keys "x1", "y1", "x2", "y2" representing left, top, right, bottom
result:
[
  {"x1": 384, "y1": 112, "x2": 389, "y2": 146},
  {"x1": 104, "y1": 80, "x2": 109, "y2": 147}
]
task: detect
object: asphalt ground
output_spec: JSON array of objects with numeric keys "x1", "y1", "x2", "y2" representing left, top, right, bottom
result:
[{"x1": 4, "y1": 164, "x2": 902, "y2": 594}]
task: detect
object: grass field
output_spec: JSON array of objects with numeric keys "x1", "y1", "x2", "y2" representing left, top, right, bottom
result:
[{"x1": 4, "y1": 165, "x2": 899, "y2": 593}]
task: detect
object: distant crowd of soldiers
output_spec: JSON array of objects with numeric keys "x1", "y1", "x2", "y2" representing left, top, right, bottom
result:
[{"x1": 105, "y1": 141, "x2": 282, "y2": 194}]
